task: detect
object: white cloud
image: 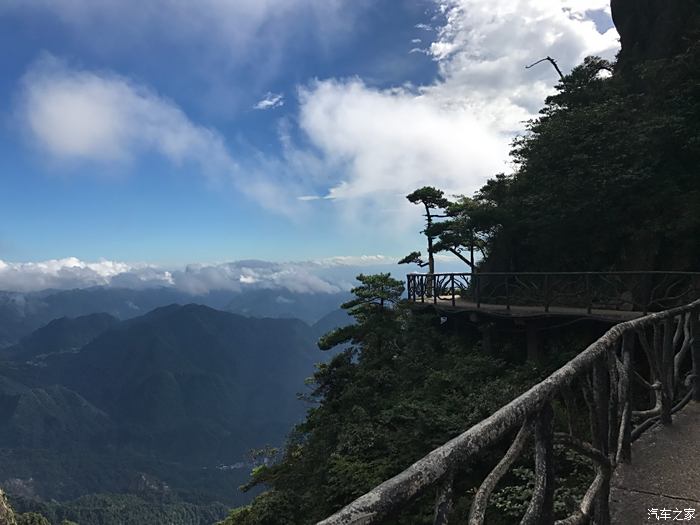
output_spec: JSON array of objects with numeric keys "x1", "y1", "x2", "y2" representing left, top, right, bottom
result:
[
  {"x1": 0, "y1": 256, "x2": 401, "y2": 294},
  {"x1": 20, "y1": 55, "x2": 235, "y2": 172},
  {"x1": 11, "y1": 1, "x2": 622, "y2": 237},
  {"x1": 429, "y1": 0, "x2": 620, "y2": 118},
  {"x1": 289, "y1": 1, "x2": 620, "y2": 232},
  {"x1": 298, "y1": 79, "x2": 509, "y2": 201},
  {"x1": 254, "y1": 92, "x2": 285, "y2": 110},
  {"x1": 0, "y1": 257, "x2": 172, "y2": 292},
  {"x1": 18, "y1": 56, "x2": 311, "y2": 217}
]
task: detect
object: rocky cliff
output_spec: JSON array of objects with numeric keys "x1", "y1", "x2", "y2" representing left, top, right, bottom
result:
[{"x1": 611, "y1": 0, "x2": 700, "y2": 64}]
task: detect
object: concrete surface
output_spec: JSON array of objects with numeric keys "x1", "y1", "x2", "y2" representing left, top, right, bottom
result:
[{"x1": 610, "y1": 402, "x2": 700, "y2": 524}]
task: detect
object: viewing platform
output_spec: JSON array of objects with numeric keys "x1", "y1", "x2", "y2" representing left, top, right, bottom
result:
[
  {"x1": 407, "y1": 271, "x2": 700, "y2": 320},
  {"x1": 408, "y1": 272, "x2": 700, "y2": 362}
]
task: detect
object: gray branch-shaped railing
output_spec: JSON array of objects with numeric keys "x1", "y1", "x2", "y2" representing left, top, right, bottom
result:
[
  {"x1": 318, "y1": 298, "x2": 700, "y2": 525},
  {"x1": 406, "y1": 271, "x2": 700, "y2": 315}
]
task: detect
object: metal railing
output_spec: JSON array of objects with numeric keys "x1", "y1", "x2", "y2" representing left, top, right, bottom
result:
[
  {"x1": 407, "y1": 272, "x2": 700, "y2": 315},
  {"x1": 318, "y1": 299, "x2": 700, "y2": 524}
]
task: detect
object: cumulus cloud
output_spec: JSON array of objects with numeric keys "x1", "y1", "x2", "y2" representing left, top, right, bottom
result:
[
  {"x1": 254, "y1": 92, "x2": 285, "y2": 110},
  {"x1": 20, "y1": 55, "x2": 235, "y2": 171},
  {"x1": 18, "y1": 56, "x2": 310, "y2": 217},
  {"x1": 290, "y1": 0, "x2": 620, "y2": 231},
  {"x1": 428, "y1": 0, "x2": 620, "y2": 120},
  {"x1": 298, "y1": 79, "x2": 509, "y2": 200},
  {"x1": 0, "y1": 256, "x2": 400, "y2": 294}
]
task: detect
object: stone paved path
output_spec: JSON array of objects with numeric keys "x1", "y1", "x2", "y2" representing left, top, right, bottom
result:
[{"x1": 610, "y1": 402, "x2": 700, "y2": 524}]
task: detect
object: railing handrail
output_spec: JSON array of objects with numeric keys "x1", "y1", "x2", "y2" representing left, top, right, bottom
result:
[
  {"x1": 407, "y1": 271, "x2": 700, "y2": 276},
  {"x1": 406, "y1": 271, "x2": 700, "y2": 314},
  {"x1": 318, "y1": 298, "x2": 700, "y2": 524}
]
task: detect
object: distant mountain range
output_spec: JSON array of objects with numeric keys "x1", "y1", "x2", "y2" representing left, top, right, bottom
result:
[
  {"x1": 0, "y1": 302, "x2": 352, "y2": 511},
  {"x1": 0, "y1": 286, "x2": 352, "y2": 348}
]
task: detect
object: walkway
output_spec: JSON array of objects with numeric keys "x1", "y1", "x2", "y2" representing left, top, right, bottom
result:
[
  {"x1": 427, "y1": 297, "x2": 643, "y2": 321},
  {"x1": 611, "y1": 402, "x2": 700, "y2": 523}
]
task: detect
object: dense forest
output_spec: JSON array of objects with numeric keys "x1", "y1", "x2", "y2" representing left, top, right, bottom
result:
[{"x1": 222, "y1": 3, "x2": 700, "y2": 524}]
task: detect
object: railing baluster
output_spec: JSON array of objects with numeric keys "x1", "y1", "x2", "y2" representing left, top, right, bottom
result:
[
  {"x1": 468, "y1": 419, "x2": 534, "y2": 524},
  {"x1": 661, "y1": 318, "x2": 674, "y2": 425},
  {"x1": 561, "y1": 385, "x2": 576, "y2": 435},
  {"x1": 521, "y1": 403, "x2": 554, "y2": 525},
  {"x1": 692, "y1": 308, "x2": 700, "y2": 401},
  {"x1": 476, "y1": 273, "x2": 481, "y2": 308},
  {"x1": 451, "y1": 274, "x2": 455, "y2": 307},
  {"x1": 607, "y1": 349, "x2": 619, "y2": 456},
  {"x1": 593, "y1": 359, "x2": 611, "y2": 525},
  {"x1": 433, "y1": 473, "x2": 454, "y2": 525},
  {"x1": 586, "y1": 273, "x2": 592, "y2": 314},
  {"x1": 617, "y1": 331, "x2": 634, "y2": 463},
  {"x1": 505, "y1": 274, "x2": 511, "y2": 311}
]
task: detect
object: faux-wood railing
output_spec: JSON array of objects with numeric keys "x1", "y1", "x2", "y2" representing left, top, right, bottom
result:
[{"x1": 318, "y1": 298, "x2": 700, "y2": 524}]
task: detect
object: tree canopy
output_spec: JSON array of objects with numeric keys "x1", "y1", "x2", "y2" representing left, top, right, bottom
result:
[{"x1": 402, "y1": 46, "x2": 700, "y2": 273}]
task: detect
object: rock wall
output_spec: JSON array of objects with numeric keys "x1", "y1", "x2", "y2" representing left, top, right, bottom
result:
[{"x1": 611, "y1": 0, "x2": 700, "y2": 64}]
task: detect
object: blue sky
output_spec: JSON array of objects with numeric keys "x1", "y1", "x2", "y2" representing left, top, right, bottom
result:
[{"x1": 0, "y1": 1, "x2": 620, "y2": 291}]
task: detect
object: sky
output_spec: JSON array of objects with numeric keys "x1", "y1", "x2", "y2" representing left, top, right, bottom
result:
[{"x1": 0, "y1": 1, "x2": 620, "y2": 292}]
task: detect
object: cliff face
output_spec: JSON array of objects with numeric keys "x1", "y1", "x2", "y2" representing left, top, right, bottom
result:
[{"x1": 611, "y1": 0, "x2": 700, "y2": 64}]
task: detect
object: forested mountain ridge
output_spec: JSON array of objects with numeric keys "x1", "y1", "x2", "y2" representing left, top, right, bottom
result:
[
  {"x1": 0, "y1": 303, "x2": 353, "y2": 524},
  {"x1": 0, "y1": 287, "x2": 352, "y2": 349},
  {"x1": 1, "y1": 313, "x2": 118, "y2": 362}
]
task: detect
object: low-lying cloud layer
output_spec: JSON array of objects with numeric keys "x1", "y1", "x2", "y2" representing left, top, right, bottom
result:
[{"x1": 0, "y1": 256, "x2": 400, "y2": 294}]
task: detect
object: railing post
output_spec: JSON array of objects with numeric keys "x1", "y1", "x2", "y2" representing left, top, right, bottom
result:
[
  {"x1": 505, "y1": 274, "x2": 510, "y2": 311},
  {"x1": 692, "y1": 308, "x2": 700, "y2": 402},
  {"x1": 433, "y1": 274, "x2": 438, "y2": 305},
  {"x1": 476, "y1": 273, "x2": 481, "y2": 309},
  {"x1": 451, "y1": 274, "x2": 455, "y2": 307},
  {"x1": 660, "y1": 317, "x2": 674, "y2": 426},
  {"x1": 433, "y1": 473, "x2": 454, "y2": 525},
  {"x1": 544, "y1": 274, "x2": 550, "y2": 313},
  {"x1": 407, "y1": 275, "x2": 413, "y2": 302},
  {"x1": 643, "y1": 276, "x2": 652, "y2": 315},
  {"x1": 593, "y1": 359, "x2": 611, "y2": 525},
  {"x1": 421, "y1": 275, "x2": 425, "y2": 304},
  {"x1": 521, "y1": 403, "x2": 554, "y2": 525},
  {"x1": 618, "y1": 331, "x2": 634, "y2": 463},
  {"x1": 586, "y1": 273, "x2": 592, "y2": 314}
]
